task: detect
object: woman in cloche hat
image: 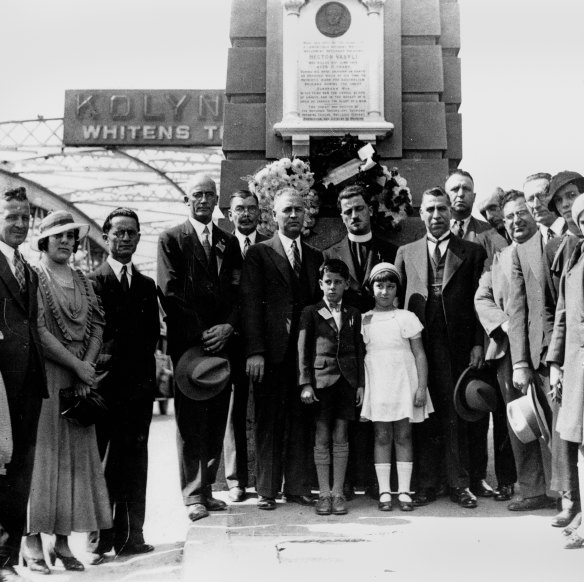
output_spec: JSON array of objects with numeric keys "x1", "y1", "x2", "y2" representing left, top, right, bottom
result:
[{"x1": 22, "y1": 211, "x2": 111, "y2": 573}]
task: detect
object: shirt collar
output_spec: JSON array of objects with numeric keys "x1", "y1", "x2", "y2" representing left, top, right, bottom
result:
[
  {"x1": 278, "y1": 231, "x2": 302, "y2": 256},
  {"x1": 235, "y1": 229, "x2": 256, "y2": 246},
  {"x1": 451, "y1": 215, "x2": 471, "y2": 230},
  {"x1": 348, "y1": 232, "x2": 373, "y2": 243},
  {"x1": 0, "y1": 241, "x2": 16, "y2": 263},
  {"x1": 189, "y1": 217, "x2": 212, "y2": 240},
  {"x1": 324, "y1": 298, "x2": 342, "y2": 313},
  {"x1": 427, "y1": 231, "x2": 451, "y2": 244},
  {"x1": 107, "y1": 255, "x2": 133, "y2": 278}
]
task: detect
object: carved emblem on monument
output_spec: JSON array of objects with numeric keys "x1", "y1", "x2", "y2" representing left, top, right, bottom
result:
[{"x1": 315, "y1": 2, "x2": 351, "y2": 38}]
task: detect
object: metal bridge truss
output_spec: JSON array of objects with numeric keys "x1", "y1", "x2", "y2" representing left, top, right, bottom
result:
[{"x1": 0, "y1": 118, "x2": 223, "y2": 277}]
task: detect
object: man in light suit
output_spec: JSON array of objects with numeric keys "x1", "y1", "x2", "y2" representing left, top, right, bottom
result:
[
  {"x1": 507, "y1": 176, "x2": 558, "y2": 512},
  {"x1": 0, "y1": 187, "x2": 47, "y2": 582},
  {"x1": 158, "y1": 174, "x2": 242, "y2": 522},
  {"x1": 223, "y1": 190, "x2": 268, "y2": 502},
  {"x1": 324, "y1": 185, "x2": 397, "y2": 495},
  {"x1": 87, "y1": 208, "x2": 159, "y2": 561},
  {"x1": 241, "y1": 188, "x2": 323, "y2": 510},
  {"x1": 395, "y1": 187, "x2": 486, "y2": 509},
  {"x1": 475, "y1": 190, "x2": 548, "y2": 508}
]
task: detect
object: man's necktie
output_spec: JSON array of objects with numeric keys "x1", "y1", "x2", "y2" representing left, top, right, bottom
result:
[
  {"x1": 432, "y1": 242, "x2": 442, "y2": 265},
  {"x1": 120, "y1": 265, "x2": 129, "y2": 293},
  {"x1": 329, "y1": 303, "x2": 341, "y2": 313},
  {"x1": 202, "y1": 226, "x2": 212, "y2": 262},
  {"x1": 291, "y1": 239, "x2": 301, "y2": 278},
  {"x1": 453, "y1": 220, "x2": 465, "y2": 238},
  {"x1": 243, "y1": 236, "x2": 251, "y2": 258},
  {"x1": 547, "y1": 229, "x2": 556, "y2": 243},
  {"x1": 13, "y1": 249, "x2": 26, "y2": 292}
]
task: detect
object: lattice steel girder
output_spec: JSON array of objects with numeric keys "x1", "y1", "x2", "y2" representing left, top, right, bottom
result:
[
  {"x1": 0, "y1": 169, "x2": 107, "y2": 252},
  {"x1": 0, "y1": 118, "x2": 64, "y2": 150}
]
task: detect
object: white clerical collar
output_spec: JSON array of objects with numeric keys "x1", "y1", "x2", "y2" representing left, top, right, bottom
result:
[
  {"x1": 189, "y1": 217, "x2": 213, "y2": 241},
  {"x1": 348, "y1": 232, "x2": 372, "y2": 243},
  {"x1": 107, "y1": 256, "x2": 133, "y2": 278}
]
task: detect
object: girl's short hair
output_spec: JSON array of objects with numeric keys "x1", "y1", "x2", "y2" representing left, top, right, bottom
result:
[
  {"x1": 369, "y1": 268, "x2": 401, "y2": 293},
  {"x1": 37, "y1": 229, "x2": 81, "y2": 254}
]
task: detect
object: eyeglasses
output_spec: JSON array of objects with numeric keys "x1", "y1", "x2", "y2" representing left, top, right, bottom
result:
[
  {"x1": 189, "y1": 191, "x2": 217, "y2": 200},
  {"x1": 110, "y1": 229, "x2": 139, "y2": 239},
  {"x1": 504, "y1": 210, "x2": 530, "y2": 221},
  {"x1": 231, "y1": 206, "x2": 259, "y2": 215}
]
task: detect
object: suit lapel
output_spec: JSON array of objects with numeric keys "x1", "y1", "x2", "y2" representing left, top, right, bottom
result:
[
  {"x1": 212, "y1": 225, "x2": 227, "y2": 274},
  {"x1": 524, "y1": 232, "x2": 544, "y2": 288},
  {"x1": 337, "y1": 238, "x2": 359, "y2": 286},
  {"x1": 443, "y1": 236, "x2": 464, "y2": 290},
  {"x1": 267, "y1": 234, "x2": 294, "y2": 285},
  {"x1": 411, "y1": 237, "x2": 429, "y2": 288},
  {"x1": 0, "y1": 252, "x2": 25, "y2": 311},
  {"x1": 317, "y1": 300, "x2": 338, "y2": 333},
  {"x1": 181, "y1": 220, "x2": 211, "y2": 277}
]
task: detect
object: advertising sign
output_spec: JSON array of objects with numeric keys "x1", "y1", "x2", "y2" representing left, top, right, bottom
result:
[{"x1": 63, "y1": 90, "x2": 224, "y2": 146}]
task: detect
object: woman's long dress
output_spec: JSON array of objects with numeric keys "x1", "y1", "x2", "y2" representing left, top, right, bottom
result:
[{"x1": 27, "y1": 266, "x2": 111, "y2": 535}]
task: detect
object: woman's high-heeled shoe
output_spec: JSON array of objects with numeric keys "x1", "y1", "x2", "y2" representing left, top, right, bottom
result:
[
  {"x1": 48, "y1": 547, "x2": 85, "y2": 571},
  {"x1": 22, "y1": 555, "x2": 51, "y2": 575}
]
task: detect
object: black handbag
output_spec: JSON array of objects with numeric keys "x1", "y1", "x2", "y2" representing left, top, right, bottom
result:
[
  {"x1": 59, "y1": 387, "x2": 108, "y2": 427},
  {"x1": 59, "y1": 354, "x2": 112, "y2": 426}
]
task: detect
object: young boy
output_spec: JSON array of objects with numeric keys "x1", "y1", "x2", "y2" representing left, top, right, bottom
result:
[{"x1": 298, "y1": 258, "x2": 365, "y2": 515}]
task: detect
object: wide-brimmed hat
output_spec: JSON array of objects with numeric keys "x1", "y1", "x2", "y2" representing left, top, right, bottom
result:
[
  {"x1": 175, "y1": 345, "x2": 231, "y2": 401},
  {"x1": 507, "y1": 384, "x2": 551, "y2": 449},
  {"x1": 453, "y1": 366, "x2": 498, "y2": 422},
  {"x1": 548, "y1": 171, "x2": 584, "y2": 215},
  {"x1": 31, "y1": 210, "x2": 90, "y2": 251}
]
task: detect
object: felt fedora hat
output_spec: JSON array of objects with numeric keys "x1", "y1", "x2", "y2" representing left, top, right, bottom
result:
[
  {"x1": 31, "y1": 210, "x2": 90, "y2": 251},
  {"x1": 453, "y1": 366, "x2": 498, "y2": 422},
  {"x1": 175, "y1": 345, "x2": 231, "y2": 401},
  {"x1": 507, "y1": 384, "x2": 551, "y2": 449},
  {"x1": 547, "y1": 171, "x2": 584, "y2": 214}
]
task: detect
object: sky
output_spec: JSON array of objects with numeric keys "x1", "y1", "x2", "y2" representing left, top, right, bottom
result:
[{"x1": 1, "y1": 0, "x2": 584, "y2": 201}]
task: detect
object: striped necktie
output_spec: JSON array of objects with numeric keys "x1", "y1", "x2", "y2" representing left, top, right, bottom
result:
[
  {"x1": 453, "y1": 220, "x2": 465, "y2": 238},
  {"x1": 202, "y1": 226, "x2": 212, "y2": 262},
  {"x1": 243, "y1": 236, "x2": 251, "y2": 258},
  {"x1": 291, "y1": 240, "x2": 301, "y2": 278},
  {"x1": 13, "y1": 249, "x2": 26, "y2": 292}
]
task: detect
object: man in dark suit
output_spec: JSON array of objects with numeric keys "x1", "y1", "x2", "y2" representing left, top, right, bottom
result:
[
  {"x1": 158, "y1": 174, "x2": 242, "y2": 522},
  {"x1": 324, "y1": 185, "x2": 397, "y2": 495},
  {"x1": 241, "y1": 188, "x2": 323, "y2": 510},
  {"x1": 0, "y1": 187, "x2": 47, "y2": 582},
  {"x1": 395, "y1": 187, "x2": 486, "y2": 509},
  {"x1": 324, "y1": 185, "x2": 398, "y2": 313},
  {"x1": 475, "y1": 190, "x2": 547, "y2": 508},
  {"x1": 87, "y1": 208, "x2": 159, "y2": 561},
  {"x1": 223, "y1": 190, "x2": 268, "y2": 502}
]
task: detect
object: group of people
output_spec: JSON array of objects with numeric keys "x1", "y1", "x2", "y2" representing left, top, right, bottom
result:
[
  {"x1": 0, "y1": 194, "x2": 159, "y2": 582},
  {"x1": 2, "y1": 164, "x2": 584, "y2": 581}
]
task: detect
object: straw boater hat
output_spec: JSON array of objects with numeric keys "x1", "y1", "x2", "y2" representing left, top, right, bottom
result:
[
  {"x1": 507, "y1": 384, "x2": 551, "y2": 449},
  {"x1": 175, "y1": 345, "x2": 231, "y2": 401},
  {"x1": 453, "y1": 366, "x2": 498, "y2": 422},
  {"x1": 31, "y1": 210, "x2": 90, "y2": 252}
]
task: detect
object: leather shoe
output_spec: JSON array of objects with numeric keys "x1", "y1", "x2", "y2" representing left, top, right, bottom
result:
[
  {"x1": 228, "y1": 487, "x2": 246, "y2": 502},
  {"x1": 507, "y1": 495, "x2": 551, "y2": 512},
  {"x1": 398, "y1": 493, "x2": 414, "y2": 512},
  {"x1": 22, "y1": 556, "x2": 50, "y2": 575},
  {"x1": 552, "y1": 507, "x2": 579, "y2": 528},
  {"x1": 564, "y1": 532, "x2": 584, "y2": 549},
  {"x1": 471, "y1": 479, "x2": 494, "y2": 498},
  {"x1": 331, "y1": 495, "x2": 347, "y2": 515},
  {"x1": 0, "y1": 566, "x2": 30, "y2": 581},
  {"x1": 378, "y1": 492, "x2": 392, "y2": 511},
  {"x1": 257, "y1": 496, "x2": 276, "y2": 510},
  {"x1": 206, "y1": 497, "x2": 227, "y2": 511},
  {"x1": 412, "y1": 489, "x2": 436, "y2": 507},
  {"x1": 115, "y1": 543, "x2": 154, "y2": 556},
  {"x1": 85, "y1": 552, "x2": 105, "y2": 565},
  {"x1": 563, "y1": 512, "x2": 582, "y2": 536},
  {"x1": 493, "y1": 484, "x2": 514, "y2": 501},
  {"x1": 450, "y1": 487, "x2": 477, "y2": 508},
  {"x1": 315, "y1": 495, "x2": 332, "y2": 515},
  {"x1": 187, "y1": 503, "x2": 209, "y2": 522},
  {"x1": 284, "y1": 494, "x2": 316, "y2": 506}
]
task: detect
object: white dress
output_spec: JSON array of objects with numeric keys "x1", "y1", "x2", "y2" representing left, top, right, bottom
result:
[{"x1": 361, "y1": 309, "x2": 434, "y2": 423}]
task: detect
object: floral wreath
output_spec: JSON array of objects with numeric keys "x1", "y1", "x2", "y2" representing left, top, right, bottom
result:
[{"x1": 245, "y1": 136, "x2": 413, "y2": 237}]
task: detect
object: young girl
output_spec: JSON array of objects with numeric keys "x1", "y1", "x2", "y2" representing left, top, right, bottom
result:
[{"x1": 361, "y1": 262, "x2": 432, "y2": 511}]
